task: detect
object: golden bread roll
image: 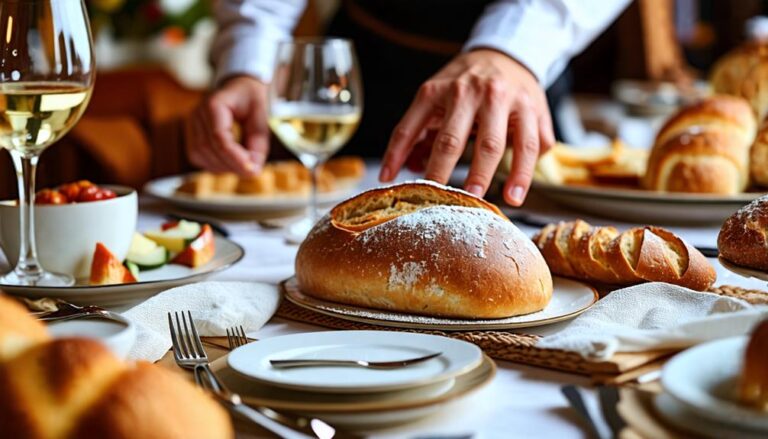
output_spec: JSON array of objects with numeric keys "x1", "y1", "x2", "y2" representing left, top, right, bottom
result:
[
  {"x1": 273, "y1": 161, "x2": 307, "y2": 192},
  {"x1": 711, "y1": 41, "x2": 768, "y2": 119},
  {"x1": 643, "y1": 96, "x2": 756, "y2": 194},
  {"x1": 212, "y1": 173, "x2": 239, "y2": 193},
  {"x1": 176, "y1": 172, "x2": 215, "y2": 197},
  {"x1": 741, "y1": 319, "x2": 768, "y2": 411},
  {"x1": 296, "y1": 181, "x2": 553, "y2": 318},
  {"x1": 236, "y1": 168, "x2": 276, "y2": 195},
  {"x1": 0, "y1": 294, "x2": 233, "y2": 439},
  {"x1": 323, "y1": 156, "x2": 365, "y2": 179},
  {"x1": 0, "y1": 294, "x2": 49, "y2": 361},
  {"x1": 751, "y1": 121, "x2": 768, "y2": 187},
  {"x1": 718, "y1": 195, "x2": 768, "y2": 271},
  {"x1": 533, "y1": 220, "x2": 716, "y2": 291}
]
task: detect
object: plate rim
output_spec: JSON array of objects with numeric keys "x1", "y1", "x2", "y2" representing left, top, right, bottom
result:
[
  {"x1": 718, "y1": 256, "x2": 768, "y2": 282},
  {"x1": 226, "y1": 329, "x2": 484, "y2": 393},
  {"x1": 212, "y1": 353, "x2": 496, "y2": 414},
  {"x1": 661, "y1": 336, "x2": 768, "y2": 431},
  {"x1": 531, "y1": 180, "x2": 765, "y2": 205},
  {"x1": 0, "y1": 235, "x2": 245, "y2": 293},
  {"x1": 280, "y1": 276, "x2": 598, "y2": 331}
]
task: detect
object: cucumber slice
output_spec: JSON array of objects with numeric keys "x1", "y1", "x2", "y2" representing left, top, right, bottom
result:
[
  {"x1": 126, "y1": 246, "x2": 169, "y2": 270},
  {"x1": 125, "y1": 261, "x2": 140, "y2": 280},
  {"x1": 145, "y1": 220, "x2": 202, "y2": 253}
]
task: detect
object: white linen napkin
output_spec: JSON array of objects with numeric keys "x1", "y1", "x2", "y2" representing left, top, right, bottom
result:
[
  {"x1": 537, "y1": 282, "x2": 768, "y2": 360},
  {"x1": 122, "y1": 281, "x2": 281, "y2": 361}
]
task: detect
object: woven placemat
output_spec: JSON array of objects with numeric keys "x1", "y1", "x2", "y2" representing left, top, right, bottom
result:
[{"x1": 276, "y1": 284, "x2": 768, "y2": 380}]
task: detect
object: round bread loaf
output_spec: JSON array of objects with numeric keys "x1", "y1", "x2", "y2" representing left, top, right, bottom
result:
[
  {"x1": 0, "y1": 294, "x2": 49, "y2": 361},
  {"x1": 643, "y1": 95, "x2": 756, "y2": 194},
  {"x1": 296, "y1": 181, "x2": 553, "y2": 319},
  {"x1": 711, "y1": 41, "x2": 768, "y2": 119},
  {"x1": 718, "y1": 195, "x2": 768, "y2": 271},
  {"x1": 752, "y1": 122, "x2": 768, "y2": 187}
]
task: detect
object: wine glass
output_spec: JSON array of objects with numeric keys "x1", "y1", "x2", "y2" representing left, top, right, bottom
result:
[
  {"x1": 0, "y1": 0, "x2": 95, "y2": 286},
  {"x1": 268, "y1": 38, "x2": 362, "y2": 240}
]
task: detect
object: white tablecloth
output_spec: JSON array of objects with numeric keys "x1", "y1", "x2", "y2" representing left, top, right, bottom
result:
[{"x1": 131, "y1": 164, "x2": 764, "y2": 439}]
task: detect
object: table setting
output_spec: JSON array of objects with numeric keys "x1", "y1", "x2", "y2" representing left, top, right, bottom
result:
[{"x1": 3, "y1": 2, "x2": 768, "y2": 439}]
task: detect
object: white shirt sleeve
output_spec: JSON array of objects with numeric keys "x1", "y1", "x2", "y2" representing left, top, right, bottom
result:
[
  {"x1": 211, "y1": 0, "x2": 307, "y2": 85},
  {"x1": 464, "y1": 0, "x2": 633, "y2": 87}
]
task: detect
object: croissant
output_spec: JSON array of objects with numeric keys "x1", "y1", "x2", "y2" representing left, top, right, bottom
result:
[
  {"x1": 532, "y1": 220, "x2": 716, "y2": 291},
  {"x1": 643, "y1": 95, "x2": 756, "y2": 194},
  {"x1": 0, "y1": 294, "x2": 233, "y2": 439}
]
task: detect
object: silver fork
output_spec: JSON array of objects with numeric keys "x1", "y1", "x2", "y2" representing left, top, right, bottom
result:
[
  {"x1": 168, "y1": 311, "x2": 326, "y2": 439},
  {"x1": 226, "y1": 325, "x2": 249, "y2": 349}
]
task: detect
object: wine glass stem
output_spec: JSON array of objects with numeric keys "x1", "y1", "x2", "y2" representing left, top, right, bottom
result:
[
  {"x1": 10, "y1": 151, "x2": 42, "y2": 278},
  {"x1": 307, "y1": 162, "x2": 319, "y2": 225}
]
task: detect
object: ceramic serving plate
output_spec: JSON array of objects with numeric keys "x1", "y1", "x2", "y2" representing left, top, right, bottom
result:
[
  {"x1": 718, "y1": 256, "x2": 768, "y2": 282},
  {"x1": 653, "y1": 393, "x2": 766, "y2": 439},
  {"x1": 47, "y1": 313, "x2": 136, "y2": 359},
  {"x1": 530, "y1": 180, "x2": 763, "y2": 225},
  {"x1": 0, "y1": 236, "x2": 244, "y2": 306},
  {"x1": 282, "y1": 276, "x2": 598, "y2": 331},
  {"x1": 227, "y1": 330, "x2": 483, "y2": 393},
  {"x1": 661, "y1": 336, "x2": 768, "y2": 432},
  {"x1": 212, "y1": 353, "x2": 496, "y2": 428},
  {"x1": 144, "y1": 174, "x2": 359, "y2": 214}
]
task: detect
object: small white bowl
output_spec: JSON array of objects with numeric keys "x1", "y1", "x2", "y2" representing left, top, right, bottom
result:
[
  {"x1": 0, "y1": 186, "x2": 137, "y2": 280},
  {"x1": 47, "y1": 313, "x2": 137, "y2": 359}
]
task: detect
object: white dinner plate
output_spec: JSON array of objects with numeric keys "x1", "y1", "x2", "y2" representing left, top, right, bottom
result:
[
  {"x1": 282, "y1": 276, "x2": 598, "y2": 331},
  {"x1": 661, "y1": 336, "x2": 768, "y2": 432},
  {"x1": 653, "y1": 393, "x2": 767, "y2": 439},
  {"x1": 530, "y1": 180, "x2": 764, "y2": 225},
  {"x1": 0, "y1": 236, "x2": 244, "y2": 306},
  {"x1": 227, "y1": 330, "x2": 483, "y2": 393},
  {"x1": 213, "y1": 353, "x2": 495, "y2": 428},
  {"x1": 144, "y1": 174, "x2": 359, "y2": 214},
  {"x1": 718, "y1": 256, "x2": 768, "y2": 282},
  {"x1": 47, "y1": 314, "x2": 136, "y2": 359}
]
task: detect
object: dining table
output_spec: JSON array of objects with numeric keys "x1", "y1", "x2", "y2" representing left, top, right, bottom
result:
[{"x1": 94, "y1": 162, "x2": 768, "y2": 438}]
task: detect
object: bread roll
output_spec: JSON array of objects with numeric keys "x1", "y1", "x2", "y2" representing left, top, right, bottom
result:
[
  {"x1": 533, "y1": 220, "x2": 716, "y2": 291},
  {"x1": 711, "y1": 41, "x2": 768, "y2": 119},
  {"x1": 0, "y1": 294, "x2": 49, "y2": 361},
  {"x1": 0, "y1": 294, "x2": 233, "y2": 439},
  {"x1": 718, "y1": 195, "x2": 768, "y2": 271},
  {"x1": 741, "y1": 319, "x2": 768, "y2": 411},
  {"x1": 296, "y1": 181, "x2": 553, "y2": 319},
  {"x1": 751, "y1": 122, "x2": 768, "y2": 187},
  {"x1": 643, "y1": 96, "x2": 756, "y2": 194}
]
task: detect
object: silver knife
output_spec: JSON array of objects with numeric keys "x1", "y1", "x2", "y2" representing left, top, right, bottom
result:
[{"x1": 597, "y1": 386, "x2": 626, "y2": 439}]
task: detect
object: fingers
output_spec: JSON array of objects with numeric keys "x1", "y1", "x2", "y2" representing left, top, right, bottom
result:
[
  {"x1": 242, "y1": 103, "x2": 270, "y2": 173},
  {"x1": 538, "y1": 103, "x2": 556, "y2": 155},
  {"x1": 424, "y1": 83, "x2": 479, "y2": 184},
  {"x1": 207, "y1": 98, "x2": 258, "y2": 176},
  {"x1": 504, "y1": 99, "x2": 540, "y2": 206},
  {"x1": 187, "y1": 110, "x2": 230, "y2": 173},
  {"x1": 380, "y1": 84, "x2": 437, "y2": 182},
  {"x1": 464, "y1": 85, "x2": 509, "y2": 196}
]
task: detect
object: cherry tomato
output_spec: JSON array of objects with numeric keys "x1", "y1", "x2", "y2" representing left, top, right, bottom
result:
[
  {"x1": 59, "y1": 180, "x2": 93, "y2": 200},
  {"x1": 76, "y1": 185, "x2": 102, "y2": 202},
  {"x1": 36, "y1": 189, "x2": 68, "y2": 205}
]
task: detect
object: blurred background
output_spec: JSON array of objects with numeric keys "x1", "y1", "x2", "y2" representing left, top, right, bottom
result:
[{"x1": 6, "y1": 0, "x2": 768, "y2": 198}]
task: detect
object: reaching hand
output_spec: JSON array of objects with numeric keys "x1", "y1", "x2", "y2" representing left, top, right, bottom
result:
[
  {"x1": 185, "y1": 76, "x2": 270, "y2": 175},
  {"x1": 380, "y1": 49, "x2": 555, "y2": 206}
]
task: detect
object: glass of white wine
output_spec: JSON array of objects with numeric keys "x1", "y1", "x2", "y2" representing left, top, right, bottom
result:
[
  {"x1": 0, "y1": 0, "x2": 95, "y2": 286},
  {"x1": 268, "y1": 38, "x2": 362, "y2": 240}
]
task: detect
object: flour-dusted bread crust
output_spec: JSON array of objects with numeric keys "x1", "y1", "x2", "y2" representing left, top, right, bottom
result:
[
  {"x1": 296, "y1": 181, "x2": 553, "y2": 319},
  {"x1": 719, "y1": 195, "x2": 768, "y2": 271}
]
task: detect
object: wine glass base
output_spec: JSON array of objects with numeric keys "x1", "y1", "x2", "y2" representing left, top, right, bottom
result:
[
  {"x1": 0, "y1": 270, "x2": 74, "y2": 287},
  {"x1": 284, "y1": 217, "x2": 316, "y2": 245}
]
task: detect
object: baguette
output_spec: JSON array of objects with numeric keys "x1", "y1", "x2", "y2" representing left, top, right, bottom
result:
[{"x1": 533, "y1": 220, "x2": 716, "y2": 290}]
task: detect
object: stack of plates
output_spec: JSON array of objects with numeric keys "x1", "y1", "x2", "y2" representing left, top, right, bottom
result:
[
  {"x1": 655, "y1": 337, "x2": 767, "y2": 439},
  {"x1": 211, "y1": 330, "x2": 495, "y2": 428}
]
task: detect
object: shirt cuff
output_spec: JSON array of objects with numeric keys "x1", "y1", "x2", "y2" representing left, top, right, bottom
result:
[{"x1": 213, "y1": 37, "x2": 278, "y2": 86}]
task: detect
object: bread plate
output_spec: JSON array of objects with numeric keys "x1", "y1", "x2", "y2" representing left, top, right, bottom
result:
[
  {"x1": 144, "y1": 174, "x2": 359, "y2": 214},
  {"x1": 212, "y1": 353, "x2": 495, "y2": 428},
  {"x1": 0, "y1": 235, "x2": 244, "y2": 306},
  {"x1": 282, "y1": 276, "x2": 598, "y2": 331},
  {"x1": 661, "y1": 336, "x2": 768, "y2": 432},
  {"x1": 718, "y1": 256, "x2": 768, "y2": 282},
  {"x1": 530, "y1": 180, "x2": 765, "y2": 225}
]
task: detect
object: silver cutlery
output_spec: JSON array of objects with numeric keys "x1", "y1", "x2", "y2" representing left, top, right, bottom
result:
[
  {"x1": 168, "y1": 311, "x2": 357, "y2": 439},
  {"x1": 561, "y1": 385, "x2": 611, "y2": 439},
  {"x1": 30, "y1": 299, "x2": 122, "y2": 323},
  {"x1": 226, "y1": 325, "x2": 249, "y2": 349},
  {"x1": 597, "y1": 386, "x2": 627, "y2": 438},
  {"x1": 270, "y1": 352, "x2": 442, "y2": 369}
]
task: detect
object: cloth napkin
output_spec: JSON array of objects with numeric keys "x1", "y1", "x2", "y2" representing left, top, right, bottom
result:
[
  {"x1": 122, "y1": 281, "x2": 281, "y2": 362},
  {"x1": 537, "y1": 282, "x2": 768, "y2": 360}
]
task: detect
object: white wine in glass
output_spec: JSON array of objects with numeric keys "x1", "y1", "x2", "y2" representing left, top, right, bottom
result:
[
  {"x1": 0, "y1": 0, "x2": 95, "y2": 286},
  {"x1": 269, "y1": 39, "x2": 362, "y2": 241}
]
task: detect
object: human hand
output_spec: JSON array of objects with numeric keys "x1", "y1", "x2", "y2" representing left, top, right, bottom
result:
[
  {"x1": 185, "y1": 75, "x2": 270, "y2": 175},
  {"x1": 380, "y1": 49, "x2": 555, "y2": 206}
]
